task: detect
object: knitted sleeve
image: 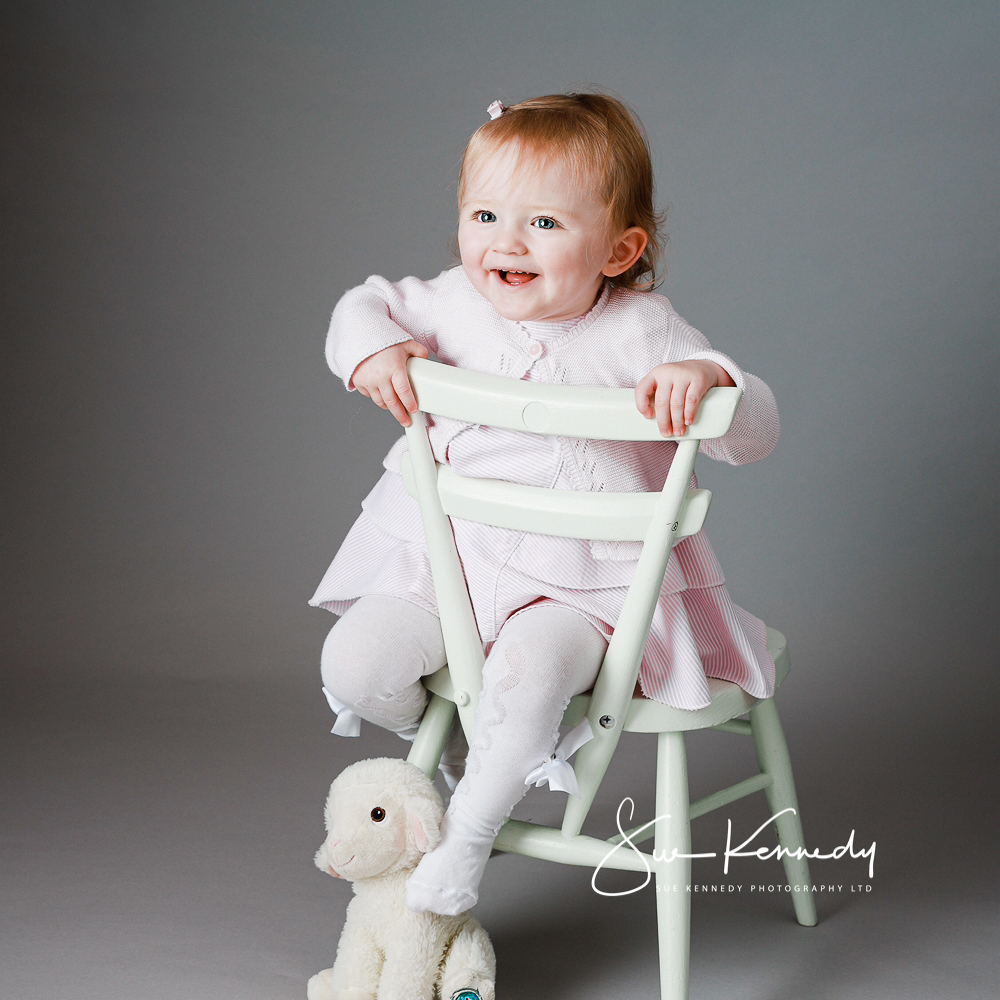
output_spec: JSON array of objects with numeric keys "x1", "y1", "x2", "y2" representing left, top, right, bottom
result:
[
  {"x1": 660, "y1": 308, "x2": 780, "y2": 466},
  {"x1": 325, "y1": 272, "x2": 447, "y2": 389},
  {"x1": 695, "y1": 364, "x2": 780, "y2": 465}
]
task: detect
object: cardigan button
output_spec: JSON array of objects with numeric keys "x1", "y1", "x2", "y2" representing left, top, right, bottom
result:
[{"x1": 526, "y1": 339, "x2": 543, "y2": 359}]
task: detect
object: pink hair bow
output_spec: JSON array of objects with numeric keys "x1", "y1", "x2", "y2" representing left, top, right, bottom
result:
[{"x1": 486, "y1": 100, "x2": 506, "y2": 120}]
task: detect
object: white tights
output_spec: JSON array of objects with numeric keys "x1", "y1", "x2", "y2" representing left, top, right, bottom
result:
[{"x1": 320, "y1": 595, "x2": 607, "y2": 914}]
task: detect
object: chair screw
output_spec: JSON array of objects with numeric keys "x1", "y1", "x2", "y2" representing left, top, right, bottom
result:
[
  {"x1": 454, "y1": 690, "x2": 470, "y2": 707},
  {"x1": 599, "y1": 715, "x2": 615, "y2": 729}
]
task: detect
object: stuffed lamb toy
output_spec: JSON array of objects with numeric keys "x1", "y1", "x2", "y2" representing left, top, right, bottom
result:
[{"x1": 309, "y1": 757, "x2": 496, "y2": 1000}]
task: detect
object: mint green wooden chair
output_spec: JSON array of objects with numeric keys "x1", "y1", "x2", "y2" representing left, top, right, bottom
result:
[{"x1": 400, "y1": 357, "x2": 816, "y2": 1000}]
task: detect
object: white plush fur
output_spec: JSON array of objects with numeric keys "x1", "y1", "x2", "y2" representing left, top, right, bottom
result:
[{"x1": 309, "y1": 757, "x2": 496, "y2": 1000}]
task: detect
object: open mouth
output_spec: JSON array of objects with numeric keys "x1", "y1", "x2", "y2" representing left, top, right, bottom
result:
[{"x1": 496, "y1": 269, "x2": 537, "y2": 286}]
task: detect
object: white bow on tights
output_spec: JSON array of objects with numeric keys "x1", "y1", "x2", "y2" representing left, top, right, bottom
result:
[
  {"x1": 322, "y1": 686, "x2": 362, "y2": 737},
  {"x1": 524, "y1": 718, "x2": 595, "y2": 798}
]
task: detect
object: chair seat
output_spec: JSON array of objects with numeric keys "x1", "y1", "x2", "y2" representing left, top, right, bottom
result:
[{"x1": 423, "y1": 627, "x2": 790, "y2": 735}]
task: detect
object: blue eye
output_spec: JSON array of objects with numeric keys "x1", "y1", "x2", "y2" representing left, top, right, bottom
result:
[
  {"x1": 477, "y1": 211, "x2": 496, "y2": 223},
  {"x1": 535, "y1": 217, "x2": 557, "y2": 230}
]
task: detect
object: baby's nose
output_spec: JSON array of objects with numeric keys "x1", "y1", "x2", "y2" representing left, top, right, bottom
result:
[{"x1": 492, "y1": 227, "x2": 527, "y2": 254}]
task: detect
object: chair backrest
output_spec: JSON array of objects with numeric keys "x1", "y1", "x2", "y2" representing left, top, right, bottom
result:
[{"x1": 402, "y1": 357, "x2": 742, "y2": 832}]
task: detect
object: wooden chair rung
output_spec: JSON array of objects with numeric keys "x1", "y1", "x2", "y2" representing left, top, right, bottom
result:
[
  {"x1": 710, "y1": 719, "x2": 752, "y2": 736},
  {"x1": 607, "y1": 770, "x2": 775, "y2": 848},
  {"x1": 689, "y1": 773, "x2": 774, "y2": 821},
  {"x1": 493, "y1": 819, "x2": 651, "y2": 873},
  {"x1": 608, "y1": 820, "x2": 656, "y2": 848}
]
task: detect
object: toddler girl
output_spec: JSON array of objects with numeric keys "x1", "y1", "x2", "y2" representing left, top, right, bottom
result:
[{"x1": 310, "y1": 93, "x2": 779, "y2": 916}]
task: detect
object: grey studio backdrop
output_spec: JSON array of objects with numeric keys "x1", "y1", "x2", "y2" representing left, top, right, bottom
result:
[{"x1": 2, "y1": 2, "x2": 997, "y2": 999}]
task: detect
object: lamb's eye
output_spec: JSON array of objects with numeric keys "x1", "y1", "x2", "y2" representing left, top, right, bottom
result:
[{"x1": 370, "y1": 807, "x2": 385, "y2": 822}]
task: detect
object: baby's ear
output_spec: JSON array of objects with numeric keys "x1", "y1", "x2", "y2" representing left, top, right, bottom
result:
[
  {"x1": 603, "y1": 226, "x2": 648, "y2": 278},
  {"x1": 406, "y1": 800, "x2": 442, "y2": 854}
]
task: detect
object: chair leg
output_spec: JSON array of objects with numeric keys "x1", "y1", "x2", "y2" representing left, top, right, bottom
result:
[
  {"x1": 654, "y1": 731, "x2": 691, "y2": 1000},
  {"x1": 749, "y1": 697, "x2": 818, "y2": 927},
  {"x1": 406, "y1": 693, "x2": 456, "y2": 779}
]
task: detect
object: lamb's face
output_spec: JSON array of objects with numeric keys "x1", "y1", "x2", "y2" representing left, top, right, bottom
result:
[
  {"x1": 317, "y1": 782, "x2": 413, "y2": 881},
  {"x1": 315, "y1": 759, "x2": 443, "y2": 883}
]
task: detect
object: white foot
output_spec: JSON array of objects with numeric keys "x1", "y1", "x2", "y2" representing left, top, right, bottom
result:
[{"x1": 405, "y1": 812, "x2": 493, "y2": 915}]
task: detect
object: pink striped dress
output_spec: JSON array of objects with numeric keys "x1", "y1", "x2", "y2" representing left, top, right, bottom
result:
[{"x1": 310, "y1": 269, "x2": 778, "y2": 711}]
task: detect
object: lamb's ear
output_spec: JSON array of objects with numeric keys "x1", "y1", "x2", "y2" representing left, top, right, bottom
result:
[{"x1": 407, "y1": 800, "x2": 442, "y2": 854}]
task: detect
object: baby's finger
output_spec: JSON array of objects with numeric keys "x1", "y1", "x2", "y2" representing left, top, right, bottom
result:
[
  {"x1": 380, "y1": 382, "x2": 413, "y2": 427},
  {"x1": 634, "y1": 374, "x2": 656, "y2": 418},
  {"x1": 670, "y1": 382, "x2": 688, "y2": 437},
  {"x1": 390, "y1": 368, "x2": 419, "y2": 414},
  {"x1": 683, "y1": 381, "x2": 703, "y2": 427},
  {"x1": 653, "y1": 380, "x2": 675, "y2": 436}
]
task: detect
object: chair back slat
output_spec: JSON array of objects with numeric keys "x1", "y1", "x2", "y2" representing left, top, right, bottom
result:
[
  {"x1": 407, "y1": 356, "x2": 741, "y2": 441},
  {"x1": 401, "y1": 453, "x2": 712, "y2": 541}
]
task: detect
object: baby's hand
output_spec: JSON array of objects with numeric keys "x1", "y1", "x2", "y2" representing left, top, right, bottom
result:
[
  {"x1": 352, "y1": 340, "x2": 429, "y2": 427},
  {"x1": 635, "y1": 360, "x2": 736, "y2": 437}
]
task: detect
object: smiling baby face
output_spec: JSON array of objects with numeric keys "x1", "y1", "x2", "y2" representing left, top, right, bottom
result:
[{"x1": 458, "y1": 142, "x2": 625, "y2": 324}]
